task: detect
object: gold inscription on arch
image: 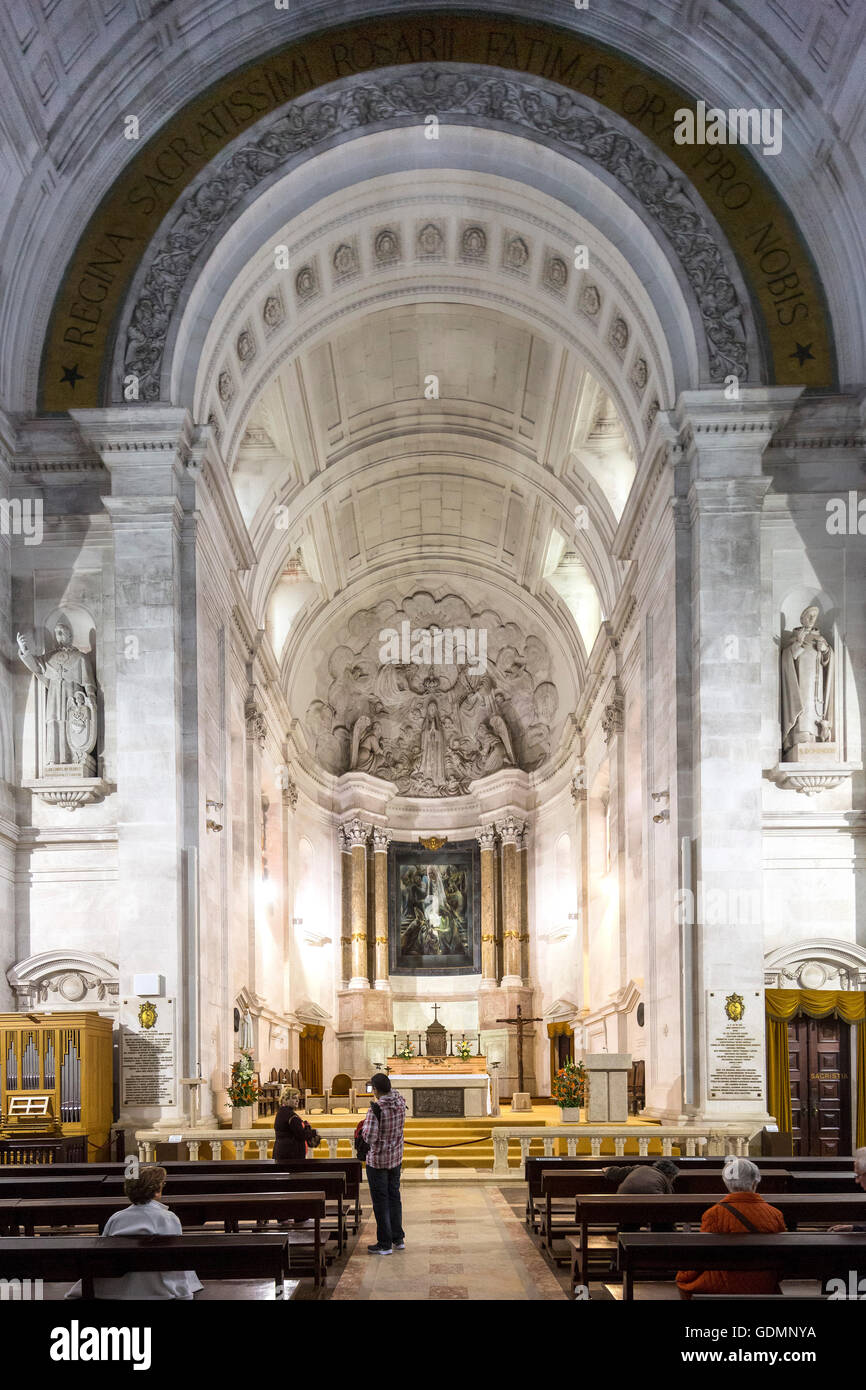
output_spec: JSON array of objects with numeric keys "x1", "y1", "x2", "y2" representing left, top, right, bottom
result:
[{"x1": 40, "y1": 13, "x2": 834, "y2": 409}]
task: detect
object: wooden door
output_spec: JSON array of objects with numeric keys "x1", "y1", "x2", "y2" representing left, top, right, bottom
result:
[{"x1": 787, "y1": 1014, "x2": 851, "y2": 1156}]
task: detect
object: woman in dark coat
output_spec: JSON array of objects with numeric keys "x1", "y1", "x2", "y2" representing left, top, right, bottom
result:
[{"x1": 273, "y1": 1086, "x2": 313, "y2": 1160}]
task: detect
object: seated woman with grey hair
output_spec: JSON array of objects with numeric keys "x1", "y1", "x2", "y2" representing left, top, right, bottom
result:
[
  {"x1": 676, "y1": 1157, "x2": 786, "y2": 1299},
  {"x1": 65, "y1": 1166, "x2": 202, "y2": 1300}
]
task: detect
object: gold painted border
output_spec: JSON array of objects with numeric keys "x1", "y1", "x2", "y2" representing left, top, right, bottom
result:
[{"x1": 40, "y1": 12, "x2": 834, "y2": 410}]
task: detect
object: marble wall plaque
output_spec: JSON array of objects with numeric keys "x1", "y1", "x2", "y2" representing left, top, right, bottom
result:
[
  {"x1": 705, "y1": 990, "x2": 764, "y2": 1101},
  {"x1": 120, "y1": 997, "x2": 177, "y2": 1106}
]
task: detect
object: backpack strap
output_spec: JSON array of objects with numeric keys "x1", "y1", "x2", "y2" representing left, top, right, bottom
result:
[{"x1": 725, "y1": 1202, "x2": 760, "y2": 1233}]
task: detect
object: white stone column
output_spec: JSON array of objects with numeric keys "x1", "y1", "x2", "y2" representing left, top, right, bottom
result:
[
  {"x1": 674, "y1": 389, "x2": 801, "y2": 1124},
  {"x1": 75, "y1": 406, "x2": 195, "y2": 1120}
]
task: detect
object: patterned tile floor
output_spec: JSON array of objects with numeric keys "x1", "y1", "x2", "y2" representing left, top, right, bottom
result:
[{"x1": 331, "y1": 1182, "x2": 567, "y2": 1301}]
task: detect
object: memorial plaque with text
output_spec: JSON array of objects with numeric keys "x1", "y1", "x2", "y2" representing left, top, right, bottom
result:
[
  {"x1": 706, "y1": 990, "x2": 764, "y2": 1101},
  {"x1": 120, "y1": 997, "x2": 177, "y2": 1106}
]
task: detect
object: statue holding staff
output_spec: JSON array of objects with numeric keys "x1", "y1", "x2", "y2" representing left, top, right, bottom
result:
[{"x1": 17, "y1": 619, "x2": 98, "y2": 770}]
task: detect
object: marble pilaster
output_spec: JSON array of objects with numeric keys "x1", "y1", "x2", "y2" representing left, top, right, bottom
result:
[
  {"x1": 0, "y1": 416, "x2": 14, "y2": 1008},
  {"x1": 675, "y1": 389, "x2": 801, "y2": 1124},
  {"x1": 75, "y1": 406, "x2": 195, "y2": 1120}
]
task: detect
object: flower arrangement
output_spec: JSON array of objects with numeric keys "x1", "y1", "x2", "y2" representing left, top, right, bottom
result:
[
  {"x1": 551, "y1": 1058, "x2": 587, "y2": 1110},
  {"x1": 398, "y1": 1040, "x2": 415, "y2": 1061},
  {"x1": 226, "y1": 1049, "x2": 259, "y2": 1108},
  {"x1": 457, "y1": 1039, "x2": 473, "y2": 1060}
]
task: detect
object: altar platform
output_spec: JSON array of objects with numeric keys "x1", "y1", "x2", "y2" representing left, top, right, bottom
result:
[{"x1": 248, "y1": 1104, "x2": 664, "y2": 1169}]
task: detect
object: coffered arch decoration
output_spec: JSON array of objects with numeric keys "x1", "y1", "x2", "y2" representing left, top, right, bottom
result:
[
  {"x1": 37, "y1": 11, "x2": 836, "y2": 413},
  {"x1": 7, "y1": 950, "x2": 120, "y2": 1014},
  {"x1": 185, "y1": 159, "x2": 681, "y2": 476},
  {"x1": 764, "y1": 940, "x2": 866, "y2": 993}
]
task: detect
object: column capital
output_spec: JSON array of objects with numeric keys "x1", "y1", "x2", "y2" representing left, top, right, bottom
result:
[
  {"x1": 244, "y1": 695, "x2": 267, "y2": 750},
  {"x1": 342, "y1": 815, "x2": 371, "y2": 849},
  {"x1": 497, "y1": 814, "x2": 526, "y2": 847},
  {"x1": 371, "y1": 826, "x2": 392, "y2": 853},
  {"x1": 475, "y1": 824, "x2": 497, "y2": 851},
  {"x1": 570, "y1": 767, "x2": 587, "y2": 804}
]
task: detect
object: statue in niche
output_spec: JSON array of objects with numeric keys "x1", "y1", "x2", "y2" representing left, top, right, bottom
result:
[
  {"x1": 17, "y1": 620, "x2": 99, "y2": 774},
  {"x1": 781, "y1": 605, "x2": 834, "y2": 758}
]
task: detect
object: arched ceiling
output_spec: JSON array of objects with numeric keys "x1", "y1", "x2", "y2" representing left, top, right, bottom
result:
[
  {"x1": 192, "y1": 166, "x2": 674, "y2": 676},
  {"x1": 11, "y1": 6, "x2": 850, "y2": 413}
]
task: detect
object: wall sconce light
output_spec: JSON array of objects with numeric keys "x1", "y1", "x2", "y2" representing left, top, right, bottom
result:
[
  {"x1": 206, "y1": 800, "x2": 223, "y2": 832},
  {"x1": 292, "y1": 917, "x2": 303, "y2": 926},
  {"x1": 568, "y1": 912, "x2": 580, "y2": 921},
  {"x1": 651, "y1": 789, "x2": 669, "y2": 824}
]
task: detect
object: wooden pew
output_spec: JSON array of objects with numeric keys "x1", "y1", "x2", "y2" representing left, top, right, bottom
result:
[
  {"x1": 100, "y1": 1173, "x2": 349, "y2": 1254},
  {"x1": 618, "y1": 1230, "x2": 866, "y2": 1300},
  {"x1": 567, "y1": 1192, "x2": 866, "y2": 1290},
  {"x1": 538, "y1": 1168, "x2": 793, "y2": 1256},
  {"x1": 156, "y1": 1159, "x2": 365, "y2": 1231},
  {"x1": 2, "y1": 1171, "x2": 349, "y2": 1255},
  {"x1": 521, "y1": 1155, "x2": 852, "y2": 1230},
  {"x1": 779, "y1": 1172, "x2": 859, "y2": 1193},
  {"x1": 0, "y1": 1175, "x2": 108, "y2": 1199},
  {"x1": 7, "y1": 1192, "x2": 328, "y2": 1284},
  {"x1": 0, "y1": 1233, "x2": 293, "y2": 1298},
  {"x1": 4, "y1": 1158, "x2": 365, "y2": 1234}
]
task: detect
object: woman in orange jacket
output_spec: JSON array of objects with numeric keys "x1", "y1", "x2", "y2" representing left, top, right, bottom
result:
[{"x1": 676, "y1": 1158, "x2": 786, "y2": 1298}]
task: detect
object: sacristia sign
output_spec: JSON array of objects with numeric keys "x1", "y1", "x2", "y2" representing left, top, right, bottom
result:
[{"x1": 39, "y1": 12, "x2": 834, "y2": 410}]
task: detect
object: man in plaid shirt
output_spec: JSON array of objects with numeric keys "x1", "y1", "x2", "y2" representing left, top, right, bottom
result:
[{"x1": 360, "y1": 1073, "x2": 407, "y2": 1253}]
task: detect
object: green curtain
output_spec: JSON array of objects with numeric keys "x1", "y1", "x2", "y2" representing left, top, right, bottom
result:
[{"x1": 765, "y1": 989, "x2": 866, "y2": 1147}]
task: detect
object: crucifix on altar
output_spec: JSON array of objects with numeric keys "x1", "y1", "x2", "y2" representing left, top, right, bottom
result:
[{"x1": 495, "y1": 1003, "x2": 542, "y2": 1095}]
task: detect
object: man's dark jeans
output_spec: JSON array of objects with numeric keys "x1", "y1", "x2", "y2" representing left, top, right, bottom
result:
[{"x1": 366, "y1": 1163, "x2": 404, "y2": 1247}]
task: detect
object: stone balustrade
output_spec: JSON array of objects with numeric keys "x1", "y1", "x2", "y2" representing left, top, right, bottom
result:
[
  {"x1": 135, "y1": 1123, "x2": 757, "y2": 1170},
  {"x1": 134, "y1": 1129, "x2": 357, "y2": 1162},
  {"x1": 490, "y1": 1126, "x2": 757, "y2": 1175}
]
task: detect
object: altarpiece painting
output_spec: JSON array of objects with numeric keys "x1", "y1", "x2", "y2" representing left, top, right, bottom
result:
[{"x1": 388, "y1": 839, "x2": 481, "y2": 976}]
